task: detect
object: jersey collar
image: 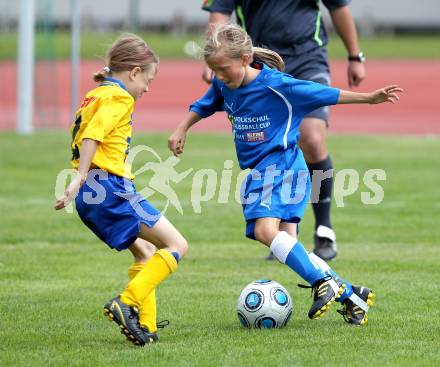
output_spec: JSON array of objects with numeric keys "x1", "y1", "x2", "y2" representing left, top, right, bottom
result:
[
  {"x1": 251, "y1": 61, "x2": 264, "y2": 70},
  {"x1": 101, "y1": 77, "x2": 127, "y2": 91}
]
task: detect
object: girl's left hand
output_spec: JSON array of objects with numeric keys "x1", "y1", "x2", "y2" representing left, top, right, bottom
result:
[
  {"x1": 369, "y1": 85, "x2": 403, "y2": 104},
  {"x1": 54, "y1": 174, "x2": 83, "y2": 210}
]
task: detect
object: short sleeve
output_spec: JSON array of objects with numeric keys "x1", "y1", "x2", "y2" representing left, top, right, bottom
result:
[
  {"x1": 189, "y1": 79, "x2": 224, "y2": 118},
  {"x1": 289, "y1": 79, "x2": 340, "y2": 117},
  {"x1": 81, "y1": 96, "x2": 131, "y2": 142},
  {"x1": 322, "y1": 0, "x2": 351, "y2": 11},
  {"x1": 202, "y1": 0, "x2": 235, "y2": 15}
]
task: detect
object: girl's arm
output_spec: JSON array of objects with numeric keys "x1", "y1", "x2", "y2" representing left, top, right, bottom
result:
[
  {"x1": 55, "y1": 138, "x2": 99, "y2": 210},
  {"x1": 168, "y1": 112, "x2": 202, "y2": 157},
  {"x1": 338, "y1": 85, "x2": 403, "y2": 104}
]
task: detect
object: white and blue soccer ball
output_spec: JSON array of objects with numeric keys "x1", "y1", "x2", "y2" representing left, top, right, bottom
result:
[{"x1": 237, "y1": 280, "x2": 292, "y2": 328}]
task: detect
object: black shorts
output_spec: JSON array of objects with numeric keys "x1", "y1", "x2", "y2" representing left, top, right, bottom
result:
[{"x1": 284, "y1": 47, "x2": 331, "y2": 124}]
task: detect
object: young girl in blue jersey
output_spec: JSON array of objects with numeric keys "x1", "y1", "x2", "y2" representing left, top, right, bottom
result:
[
  {"x1": 55, "y1": 34, "x2": 188, "y2": 346},
  {"x1": 169, "y1": 24, "x2": 402, "y2": 325}
]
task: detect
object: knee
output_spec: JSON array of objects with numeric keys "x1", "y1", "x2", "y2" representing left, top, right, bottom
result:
[
  {"x1": 254, "y1": 225, "x2": 278, "y2": 246},
  {"x1": 173, "y1": 236, "x2": 188, "y2": 259}
]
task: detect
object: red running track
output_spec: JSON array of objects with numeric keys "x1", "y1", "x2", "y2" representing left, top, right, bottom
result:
[{"x1": 1, "y1": 59, "x2": 439, "y2": 134}]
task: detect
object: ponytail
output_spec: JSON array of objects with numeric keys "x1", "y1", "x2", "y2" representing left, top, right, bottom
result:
[
  {"x1": 252, "y1": 47, "x2": 285, "y2": 72},
  {"x1": 93, "y1": 69, "x2": 107, "y2": 83}
]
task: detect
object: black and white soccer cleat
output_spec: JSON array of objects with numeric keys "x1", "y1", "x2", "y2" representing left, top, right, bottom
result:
[
  {"x1": 337, "y1": 285, "x2": 376, "y2": 326},
  {"x1": 103, "y1": 296, "x2": 147, "y2": 346},
  {"x1": 299, "y1": 277, "x2": 345, "y2": 319}
]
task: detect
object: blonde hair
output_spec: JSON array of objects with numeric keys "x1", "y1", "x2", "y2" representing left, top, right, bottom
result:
[
  {"x1": 93, "y1": 33, "x2": 159, "y2": 83},
  {"x1": 203, "y1": 23, "x2": 285, "y2": 72}
]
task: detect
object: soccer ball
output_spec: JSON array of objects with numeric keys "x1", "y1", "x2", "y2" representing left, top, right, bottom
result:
[{"x1": 237, "y1": 279, "x2": 292, "y2": 328}]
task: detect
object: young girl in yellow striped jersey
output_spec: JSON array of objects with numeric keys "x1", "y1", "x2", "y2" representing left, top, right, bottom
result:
[{"x1": 55, "y1": 34, "x2": 188, "y2": 346}]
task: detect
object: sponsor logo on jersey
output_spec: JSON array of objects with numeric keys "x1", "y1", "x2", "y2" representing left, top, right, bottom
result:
[
  {"x1": 80, "y1": 96, "x2": 96, "y2": 108},
  {"x1": 246, "y1": 131, "x2": 265, "y2": 142}
]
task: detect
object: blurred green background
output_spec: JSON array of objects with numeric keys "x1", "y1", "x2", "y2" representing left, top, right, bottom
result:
[{"x1": 1, "y1": 32, "x2": 440, "y2": 60}]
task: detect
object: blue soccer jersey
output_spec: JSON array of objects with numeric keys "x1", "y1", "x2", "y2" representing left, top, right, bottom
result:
[
  {"x1": 190, "y1": 63, "x2": 340, "y2": 238},
  {"x1": 190, "y1": 64, "x2": 340, "y2": 170}
]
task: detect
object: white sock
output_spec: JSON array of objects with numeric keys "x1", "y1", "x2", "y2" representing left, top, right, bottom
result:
[{"x1": 270, "y1": 231, "x2": 295, "y2": 263}]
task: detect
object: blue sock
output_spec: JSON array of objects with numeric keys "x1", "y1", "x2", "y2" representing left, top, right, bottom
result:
[
  {"x1": 270, "y1": 232, "x2": 327, "y2": 285},
  {"x1": 171, "y1": 251, "x2": 180, "y2": 263},
  {"x1": 326, "y1": 268, "x2": 353, "y2": 302},
  {"x1": 284, "y1": 242, "x2": 327, "y2": 285},
  {"x1": 308, "y1": 252, "x2": 353, "y2": 302}
]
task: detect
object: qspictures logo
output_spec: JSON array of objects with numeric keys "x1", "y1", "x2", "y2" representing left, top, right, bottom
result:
[{"x1": 55, "y1": 145, "x2": 387, "y2": 215}]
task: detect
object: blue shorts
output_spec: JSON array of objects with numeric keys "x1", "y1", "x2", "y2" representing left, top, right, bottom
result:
[
  {"x1": 284, "y1": 47, "x2": 331, "y2": 124},
  {"x1": 242, "y1": 148, "x2": 311, "y2": 240},
  {"x1": 75, "y1": 169, "x2": 161, "y2": 251}
]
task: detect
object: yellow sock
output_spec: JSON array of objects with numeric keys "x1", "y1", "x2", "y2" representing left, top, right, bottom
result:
[
  {"x1": 121, "y1": 249, "x2": 177, "y2": 309},
  {"x1": 127, "y1": 262, "x2": 144, "y2": 280},
  {"x1": 127, "y1": 262, "x2": 157, "y2": 333}
]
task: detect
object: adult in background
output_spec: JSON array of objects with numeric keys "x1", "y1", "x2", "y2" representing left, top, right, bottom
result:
[{"x1": 201, "y1": 0, "x2": 366, "y2": 261}]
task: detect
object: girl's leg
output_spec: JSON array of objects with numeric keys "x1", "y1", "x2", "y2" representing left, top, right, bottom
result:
[
  {"x1": 255, "y1": 219, "x2": 327, "y2": 286},
  {"x1": 104, "y1": 217, "x2": 186, "y2": 345},
  {"x1": 280, "y1": 222, "x2": 353, "y2": 302},
  {"x1": 128, "y1": 238, "x2": 156, "y2": 263},
  {"x1": 253, "y1": 217, "x2": 282, "y2": 246},
  {"x1": 120, "y1": 216, "x2": 188, "y2": 311},
  {"x1": 280, "y1": 222, "x2": 375, "y2": 326},
  {"x1": 128, "y1": 239, "x2": 158, "y2": 333}
]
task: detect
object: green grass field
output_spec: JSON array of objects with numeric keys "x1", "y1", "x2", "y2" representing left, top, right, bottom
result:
[
  {"x1": 0, "y1": 132, "x2": 439, "y2": 366},
  {"x1": 1, "y1": 31, "x2": 440, "y2": 60}
]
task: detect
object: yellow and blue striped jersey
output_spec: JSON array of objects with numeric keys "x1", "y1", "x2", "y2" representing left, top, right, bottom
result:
[{"x1": 71, "y1": 78, "x2": 135, "y2": 179}]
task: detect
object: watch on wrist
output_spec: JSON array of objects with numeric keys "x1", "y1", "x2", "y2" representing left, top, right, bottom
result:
[{"x1": 348, "y1": 52, "x2": 366, "y2": 62}]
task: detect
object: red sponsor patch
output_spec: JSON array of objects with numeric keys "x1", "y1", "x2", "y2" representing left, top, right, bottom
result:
[
  {"x1": 246, "y1": 131, "x2": 265, "y2": 142},
  {"x1": 80, "y1": 96, "x2": 96, "y2": 108}
]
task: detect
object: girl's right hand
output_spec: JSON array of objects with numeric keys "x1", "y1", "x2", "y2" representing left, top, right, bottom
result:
[
  {"x1": 54, "y1": 174, "x2": 83, "y2": 210},
  {"x1": 168, "y1": 129, "x2": 187, "y2": 157}
]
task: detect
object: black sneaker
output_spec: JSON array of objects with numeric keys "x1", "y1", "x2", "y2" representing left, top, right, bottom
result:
[
  {"x1": 103, "y1": 296, "x2": 147, "y2": 346},
  {"x1": 121, "y1": 320, "x2": 168, "y2": 344},
  {"x1": 141, "y1": 327, "x2": 159, "y2": 344},
  {"x1": 140, "y1": 320, "x2": 169, "y2": 344},
  {"x1": 337, "y1": 285, "x2": 376, "y2": 326},
  {"x1": 299, "y1": 277, "x2": 345, "y2": 319},
  {"x1": 313, "y1": 225, "x2": 337, "y2": 261}
]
